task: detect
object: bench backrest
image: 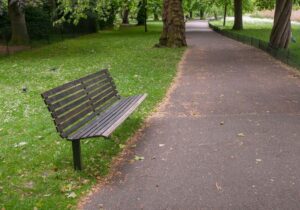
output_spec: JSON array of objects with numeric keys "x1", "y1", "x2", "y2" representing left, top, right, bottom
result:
[{"x1": 41, "y1": 69, "x2": 120, "y2": 138}]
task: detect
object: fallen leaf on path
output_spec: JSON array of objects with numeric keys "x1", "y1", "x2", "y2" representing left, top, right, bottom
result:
[
  {"x1": 216, "y1": 182, "x2": 222, "y2": 191},
  {"x1": 237, "y1": 133, "x2": 245, "y2": 137},
  {"x1": 159, "y1": 144, "x2": 165, "y2": 147},
  {"x1": 119, "y1": 144, "x2": 125, "y2": 149},
  {"x1": 134, "y1": 155, "x2": 144, "y2": 161},
  {"x1": 256, "y1": 159, "x2": 262, "y2": 163}
]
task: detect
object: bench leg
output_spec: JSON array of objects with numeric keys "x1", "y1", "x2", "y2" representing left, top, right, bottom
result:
[{"x1": 72, "y1": 140, "x2": 82, "y2": 170}]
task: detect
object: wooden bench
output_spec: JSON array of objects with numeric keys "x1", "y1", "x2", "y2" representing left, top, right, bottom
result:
[{"x1": 41, "y1": 69, "x2": 147, "y2": 170}]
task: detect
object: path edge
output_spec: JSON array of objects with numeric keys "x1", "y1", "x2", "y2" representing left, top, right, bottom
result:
[{"x1": 77, "y1": 48, "x2": 190, "y2": 209}]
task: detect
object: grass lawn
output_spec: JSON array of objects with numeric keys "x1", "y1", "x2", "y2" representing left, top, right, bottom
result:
[
  {"x1": 0, "y1": 23, "x2": 184, "y2": 209},
  {"x1": 210, "y1": 20, "x2": 300, "y2": 56}
]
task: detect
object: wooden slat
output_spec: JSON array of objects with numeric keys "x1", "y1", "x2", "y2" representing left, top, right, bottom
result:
[
  {"x1": 74, "y1": 96, "x2": 138, "y2": 139},
  {"x1": 102, "y1": 94, "x2": 147, "y2": 137},
  {"x1": 86, "y1": 80, "x2": 115, "y2": 94},
  {"x1": 94, "y1": 96, "x2": 119, "y2": 114},
  {"x1": 82, "y1": 74, "x2": 111, "y2": 88},
  {"x1": 49, "y1": 89, "x2": 87, "y2": 110},
  {"x1": 57, "y1": 106, "x2": 94, "y2": 130},
  {"x1": 61, "y1": 112, "x2": 96, "y2": 138},
  {"x1": 69, "y1": 97, "x2": 131, "y2": 139},
  {"x1": 92, "y1": 96, "x2": 143, "y2": 136},
  {"x1": 52, "y1": 95, "x2": 90, "y2": 116},
  {"x1": 55, "y1": 105, "x2": 93, "y2": 125},
  {"x1": 42, "y1": 70, "x2": 107, "y2": 98},
  {"x1": 91, "y1": 87, "x2": 116, "y2": 104},
  {"x1": 46, "y1": 84, "x2": 83, "y2": 105},
  {"x1": 70, "y1": 95, "x2": 146, "y2": 139},
  {"x1": 52, "y1": 100, "x2": 91, "y2": 118},
  {"x1": 93, "y1": 92, "x2": 118, "y2": 109}
]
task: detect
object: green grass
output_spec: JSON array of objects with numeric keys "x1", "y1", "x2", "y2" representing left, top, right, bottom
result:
[
  {"x1": 0, "y1": 23, "x2": 184, "y2": 209},
  {"x1": 210, "y1": 20, "x2": 300, "y2": 56}
]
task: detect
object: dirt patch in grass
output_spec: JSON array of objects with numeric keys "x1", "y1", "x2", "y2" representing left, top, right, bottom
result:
[{"x1": 0, "y1": 45, "x2": 31, "y2": 55}]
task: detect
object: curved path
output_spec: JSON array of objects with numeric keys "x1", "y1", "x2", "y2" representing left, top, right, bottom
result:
[{"x1": 82, "y1": 21, "x2": 300, "y2": 210}]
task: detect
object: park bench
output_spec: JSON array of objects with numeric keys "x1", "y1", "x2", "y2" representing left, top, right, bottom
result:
[{"x1": 41, "y1": 69, "x2": 147, "y2": 170}]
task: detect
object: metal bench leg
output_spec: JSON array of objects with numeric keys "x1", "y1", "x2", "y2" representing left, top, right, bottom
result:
[{"x1": 72, "y1": 140, "x2": 82, "y2": 170}]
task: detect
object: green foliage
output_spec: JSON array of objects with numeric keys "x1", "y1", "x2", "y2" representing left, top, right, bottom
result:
[
  {"x1": 0, "y1": 22, "x2": 184, "y2": 209},
  {"x1": 254, "y1": 0, "x2": 275, "y2": 10},
  {"x1": 55, "y1": 0, "x2": 121, "y2": 28},
  {"x1": 25, "y1": 6, "x2": 52, "y2": 39},
  {"x1": 136, "y1": 0, "x2": 147, "y2": 25},
  {"x1": 96, "y1": 0, "x2": 120, "y2": 29},
  {"x1": 148, "y1": 0, "x2": 162, "y2": 20}
]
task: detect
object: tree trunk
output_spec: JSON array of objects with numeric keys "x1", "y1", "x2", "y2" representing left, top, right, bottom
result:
[
  {"x1": 189, "y1": 11, "x2": 193, "y2": 19},
  {"x1": 8, "y1": 0, "x2": 29, "y2": 45},
  {"x1": 122, "y1": 8, "x2": 130, "y2": 24},
  {"x1": 223, "y1": 3, "x2": 227, "y2": 26},
  {"x1": 269, "y1": 0, "x2": 292, "y2": 49},
  {"x1": 200, "y1": 8, "x2": 205, "y2": 20},
  {"x1": 157, "y1": 0, "x2": 186, "y2": 47},
  {"x1": 233, "y1": 0, "x2": 243, "y2": 30}
]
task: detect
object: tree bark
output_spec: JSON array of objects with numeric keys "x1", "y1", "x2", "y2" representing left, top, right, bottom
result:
[
  {"x1": 189, "y1": 11, "x2": 192, "y2": 19},
  {"x1": 122, "y1": 8, "x2": 130, "y2": 24},
  {"x1": 8, "y1": 0, "x2": 29, "y2": 45},
  {"x1": 223, "y1": 3, "x2": 227, "y2": 26},
  {"x1": 269, "y1": 0, "x2": 292, "y2": 49},
  {"x1": 157, "y1": 0, "x2": 186, "y2": 47},
  {"x1": 232, "y1": 0, "x2": 243, "y2": 30}
]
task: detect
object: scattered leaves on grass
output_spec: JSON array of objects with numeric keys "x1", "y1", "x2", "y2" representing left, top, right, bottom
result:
[
  {"x1": 66, "y1": 192, "x2": 77, "y2": 199},
  {"x1": 119, "y1": 144, "x2": 126, "y2": 149},
  {"x1": 14, "y1": 142, "x2": 27, "y2": 148}
]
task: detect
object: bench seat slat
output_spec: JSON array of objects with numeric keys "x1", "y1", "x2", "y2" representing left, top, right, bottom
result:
[
  {"x1": 72, "y1": 96, "x2": 136, "y2": 139},
  {"x1": 98, "y1": 95, "x2": 146, "y2": 137},
  {"x1": 88, "y1": 96, "x2": 140, "y2": 137},
  {"x1": 67, "y1": 94, "x2": 147, "y2": 140}
]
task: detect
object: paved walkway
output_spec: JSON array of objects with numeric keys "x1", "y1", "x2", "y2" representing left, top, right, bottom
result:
[{"x1": 83, "y1": 21, "x2": 300, "y2": 210}]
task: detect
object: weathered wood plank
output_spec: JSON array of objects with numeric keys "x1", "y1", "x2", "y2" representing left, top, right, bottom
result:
[{"x1": 42, "y1": 70, "x2": 107, "y2": 98}]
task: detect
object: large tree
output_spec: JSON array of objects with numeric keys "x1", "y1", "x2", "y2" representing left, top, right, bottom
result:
[
  {"x1": 8, "y1": 0, "x2": 29, "y2": 44},
  {"x1": 232, "y1": 0, "x2": 243, "y2": 30},
  {"x1": 269, "y1": 0, "x2": 292, "y2": 49},
  {"x1": 157, "y1": 0, "x2": 186, "y2": 47}
]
